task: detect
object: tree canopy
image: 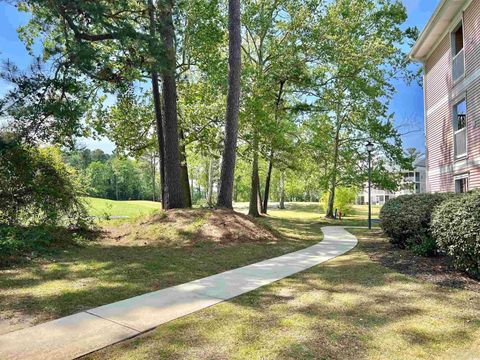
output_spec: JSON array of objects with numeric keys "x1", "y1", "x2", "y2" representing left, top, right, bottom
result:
[{"x1": 1, "y1": 0, "x2": 418, "y2": 217}]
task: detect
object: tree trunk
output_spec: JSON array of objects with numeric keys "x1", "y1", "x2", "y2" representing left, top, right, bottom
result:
[
  {"x1": 217, "y1": 0, "x2": 241, "y2": 209},
  {"x1": 258, "y1": 171, "x2": 265, "y2": 214},
  {"x1": 263, "y1": 151, "x2": 273, "y2": 214},
  {"x1": 159, "y1": 4, "x2": 185, "y2": 209},
  {"x1": 179, "y1": 130, "x2": 192, "y2": 207},
  {"x1": 279, "y1": 171, "x2": 285, "y2": 209},
  {"x1": 148, "y1": 0, "x2": 166, "y2": 208},
  {"x1": 151, "y1": 154, "x2": 156, "y2": 202},
  {"x1": 206, "y1": 158, "x2": 214, "y2": 206},
  {"x1": 325, "y1": 123, "x2": 341, "y2": 218},
  {"x1": 190, "y1": 169, "x2": 194, "y2": 202},
  {"x1": 263, "y1": 81, "x2": 284, "y2": 214},
  {"x1": 248, "y1": 136, "x2": 261, "y2": 217}
]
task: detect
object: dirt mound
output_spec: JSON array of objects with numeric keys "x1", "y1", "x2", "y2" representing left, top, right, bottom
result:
[{"x1": 102, "y1": 209, "x2": 279, "y2": 247}]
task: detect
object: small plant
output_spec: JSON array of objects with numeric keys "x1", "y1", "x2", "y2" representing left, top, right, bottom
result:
[
  {"x1": 408, "y1": 235, "x2": 437, "y2": 257},
  {"x1": 103, "y1": 202, "x2": 113, "y2": 220}
]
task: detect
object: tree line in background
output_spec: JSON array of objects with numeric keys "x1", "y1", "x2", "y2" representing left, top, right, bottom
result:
[
  {"x1": 0, "y1": 0, "x2": 418, "y2": 220},
  {"x1": 62, "y1": 146, "x2": 322, "y2": 205}
]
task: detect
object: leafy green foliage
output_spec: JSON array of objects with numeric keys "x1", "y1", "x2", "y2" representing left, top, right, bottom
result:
[
  {"x1": 432, "y1": 191, "x2": 480, "y2": 279},
  {"x1": 0, "y1": 133, "x2": 89, "y2": 228},
  {"x1": 408, "y1": 235, "x2": 437, "y2": 257},
  {"x1": 0, "y1": 59, "x2": 94, "y2": 146},
  {"x1": 0, "y1": 133, "x2": 91, "y2": 263},
  {"x1": 379, "y1": 193, "x2": 453, "y2": 248},
  {"x1": 321, "y1": 187, "x2": 357, "y2": 216},
  {"x1": 64, "y1": 147, "x2": 160, "y2": 201},
  {"x1": 294, "y1": 0, "x2": 414, "y2": 217}
]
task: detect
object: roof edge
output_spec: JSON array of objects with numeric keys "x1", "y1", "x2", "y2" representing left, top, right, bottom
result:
[
  {"x1": 409, "y1": 0, "x2": 449, "y2": 61},
  {"x1": 409, "y1": 0, "x2": 468, "y2": 62}
]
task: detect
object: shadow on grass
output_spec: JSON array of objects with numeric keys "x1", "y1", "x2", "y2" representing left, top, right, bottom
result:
[
  {"x1": 86, "y1": 242, "x2": 480, "y2": 359},
  {"x1": 0, "y1": 213, "x2": 321, "y2": 329},
  {"x1": 82, "y1": 225, "x2": 480, "y2": 360}
]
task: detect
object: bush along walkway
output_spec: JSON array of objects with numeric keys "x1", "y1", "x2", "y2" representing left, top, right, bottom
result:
[{"x1": 0, "y1": 227, "x2": 358, "y2": 360}]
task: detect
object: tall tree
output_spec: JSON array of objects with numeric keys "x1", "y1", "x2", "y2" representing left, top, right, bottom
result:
[
  {"x1": 299, "y1": 0, "x2": 414, "y2": 218},
  {"x1": 148, "y1": 0, "x2": 166, "y2": 207},
  {"x1": 217, "y1": 0, "x2": 241, "y2": 209},
  {"x1": 4, "y1": 0, "x2": 188, "y2": 209},
  {"x1": 158, "y1": 1, "x2": 186, "y2": 209}
]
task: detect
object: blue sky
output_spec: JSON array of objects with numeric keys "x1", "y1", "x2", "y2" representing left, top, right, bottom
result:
[{"x1": 0, "y1": 0, "x2": 438, "y2": 154}]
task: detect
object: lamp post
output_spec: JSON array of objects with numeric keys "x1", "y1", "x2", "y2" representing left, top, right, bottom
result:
[{"x1": 366, "y1": 141, "x2": 374, "y2": 230}]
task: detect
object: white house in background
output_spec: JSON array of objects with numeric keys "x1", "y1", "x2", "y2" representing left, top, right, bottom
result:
[{"x1": 356, "y1": 157, "x2": 427, "y2": 206}]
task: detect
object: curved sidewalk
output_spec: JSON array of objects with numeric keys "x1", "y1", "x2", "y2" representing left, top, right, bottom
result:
[{"x1": 0, "y1": 226, "x2": 358, "y2": 360}]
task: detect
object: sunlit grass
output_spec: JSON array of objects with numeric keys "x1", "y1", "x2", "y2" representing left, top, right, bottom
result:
[
  {"x1": 0, "y1": 203, "x2": 323, "y2": 334},
  {"x1": 82, "y1": 197, "x2": 162, "y2": 218},
  {"x1": 86, "y1": 229, "x2": 480, "y2": 360}
]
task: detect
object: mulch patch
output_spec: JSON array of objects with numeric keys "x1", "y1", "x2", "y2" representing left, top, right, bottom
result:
[{"x1": 361, "y1": 230, "x2": 480, "y2": 293}]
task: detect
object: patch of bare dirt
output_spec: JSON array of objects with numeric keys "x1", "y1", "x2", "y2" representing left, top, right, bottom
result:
[
  {"x1": 100, "y1": 209, "x2": 278, "y2": 247},
  {"x1": 0, "y1": 312, "x2": 37, "y2": 336},
  {"x1": 361, "y1": 230, "x2": 480, "y2": 293}
]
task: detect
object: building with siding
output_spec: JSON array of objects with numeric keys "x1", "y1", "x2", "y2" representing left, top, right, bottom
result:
[
  {"x1": 356, "y1": 157, "x2": 427, "y2": 205},
  {"x1": 410, "y1": 0, "x2": 480, "y2": 193}
]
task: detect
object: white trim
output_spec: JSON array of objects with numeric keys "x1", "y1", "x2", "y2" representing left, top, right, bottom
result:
[
  {"x1": 426, "y1": 95, "x2": 449, "y2": 117},
  {"x1": 428, "y1": 155, "x2": 480, "y2": 177},
  {"x1": 423, "y1": 67, "x2": 429, "y2": 192},
  {"x1": 453, "y1": 98, "x2": 467, "y2": 159},
  {"x1": 450, "y1": 10, "x2": 466, "y2": 86},
  {"x1": 454, "y1": 172, "x2": 469, "y2": 180},
  {"x1": 452, "y1": 66, "x2": 480, "y2": 98},
  {"x1": 454, "y1": 172, "x2": 469, "y2": 192}
]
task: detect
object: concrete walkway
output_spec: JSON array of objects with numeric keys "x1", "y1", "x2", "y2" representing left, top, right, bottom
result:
[{"x1": 0, "y1": 226, "x2": 358, "y2": 360}]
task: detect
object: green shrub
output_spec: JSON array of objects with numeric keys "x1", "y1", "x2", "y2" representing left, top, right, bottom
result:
[
  {"x1": 0, "y1": 134, "x2": 91, "y2": 263},
  {"x1": 0, "y1": 134, "x2": 89, "y2": 228},
  {"x1": 432, "y1": 191, "x2": 480, "y2": 279},
  {"x1": 379, "y1": 193, "x2": 453, "y2": 249}
]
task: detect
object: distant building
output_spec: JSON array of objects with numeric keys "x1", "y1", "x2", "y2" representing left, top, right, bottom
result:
[
  {"x1": 410, "y1": 0, "x2": 480, "y2": 193},
  {"x1": 356, "y1": 157, "x2": 427, "y2": 206}
]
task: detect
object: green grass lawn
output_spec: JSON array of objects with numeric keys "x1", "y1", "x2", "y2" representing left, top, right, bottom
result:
[
  {"x1": 83, "y1": 197, "x2": 162, "y2": 218},
  {"x1": 86, "y1": 228, "x2": 480, "y2": 360},
  {"x1": 4, "y1": 201, "x2": 477, "y2": 359},
  {"x1": 0, "y1": 202, "x2": 380, "y2": 335},
  {"x1": 0, "y1": 204, "x2": 319, "y2": 334}
]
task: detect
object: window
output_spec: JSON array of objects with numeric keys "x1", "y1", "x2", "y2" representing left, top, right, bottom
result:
[
  {"x1": 452, "y1": 22, "x2": 465, "y2": 81},
  {"x1": 453, "y1": 24, "x2": 464, "y2": 55},
  {"x1": 454, "y1": 99, "x2": 467, "y2": 158},
  {"x1": 455, "y1": 175, "x2": 468, "y2": 193}
]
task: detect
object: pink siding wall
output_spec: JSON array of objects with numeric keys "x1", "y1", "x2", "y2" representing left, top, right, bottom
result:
[
  {"x1": 425, "y1": 35, "x2": 454, "y2": 192},
  {"x1": 464, "y1": 0, "x2": 480, "y2": 188},
  {"x1": 424, "y1": 0, "x2": 480, "y2": 192}
]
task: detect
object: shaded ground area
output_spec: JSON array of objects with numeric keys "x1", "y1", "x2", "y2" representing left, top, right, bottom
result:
[
  {"x1": 0, "y1": 208, "x2": 315, "y2": 335},
  {"x1": 85, "y1": 229, "x2": 480, "y2": 360},
  {"x1": 362, "y1": 229, "x2": 480, "y2": 293}
]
